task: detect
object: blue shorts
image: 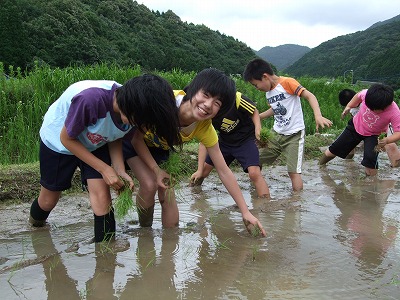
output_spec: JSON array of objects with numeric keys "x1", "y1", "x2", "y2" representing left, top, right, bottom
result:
[
  {"x1": 329, "y1": 119, "x2": 379, "y2": 169},
  {"x1": 205, "y1": 138, "x2": 260, "y2": 173},
  {"x1": 122, "y1": 140, "x2": 169, "y2": 166},
  {"x1": 39, "y1": 140, "x2": 110, "y2": 191}
]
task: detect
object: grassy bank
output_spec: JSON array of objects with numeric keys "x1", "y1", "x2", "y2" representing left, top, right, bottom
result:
[{"x1": 0, "y1": 135, "x2": 334, "y2": 203}]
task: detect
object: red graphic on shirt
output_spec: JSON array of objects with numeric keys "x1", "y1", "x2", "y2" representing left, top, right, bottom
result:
[{"x1": 86, "y1": 132, "x2": 107, "y2": 145}]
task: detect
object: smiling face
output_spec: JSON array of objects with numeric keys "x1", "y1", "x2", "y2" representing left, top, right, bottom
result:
[{"x1": 190, "y1": 89, "x2": 222, "y2": 121}]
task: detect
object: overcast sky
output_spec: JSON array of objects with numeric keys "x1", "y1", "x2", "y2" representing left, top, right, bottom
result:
[{"x1": 138, "y1": 0, "x2": 399, "y2": 50}]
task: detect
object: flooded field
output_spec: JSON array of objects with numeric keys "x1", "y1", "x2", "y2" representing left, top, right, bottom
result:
[{"x1": 1, "y1": 153, "x2": 400, "y2": 299}]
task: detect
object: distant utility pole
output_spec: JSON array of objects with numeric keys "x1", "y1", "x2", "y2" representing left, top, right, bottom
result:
[{"x1": 343, "y1": 69, "x2": 354, "y2": 84}]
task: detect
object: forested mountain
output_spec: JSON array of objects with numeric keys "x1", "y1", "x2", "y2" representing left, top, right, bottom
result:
[
  {"x1": 285, "y1": 18, "x2": 400, "y2": 87},
  {"x1": 0, "y1": 0, "x2": 257, "y2": 74},
  {"x1": 1, "y1": 0, "x2": 399, "y2": 88},
  {"x1": 256, "y1": 44, "x2": 310, "y2": 70}
]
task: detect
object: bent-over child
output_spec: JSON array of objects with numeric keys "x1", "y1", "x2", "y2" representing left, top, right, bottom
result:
[
  {"x1": 319, "y1": 83, "x2": 400, "y2": 175},
  {"x1": 338, "y1": 88, "x2": 400, "y2": 167},
  {"x1": 29, "y1": 75, "x2": 182, "y2": 242},
  {"x1": 123, "y1": 68, "x2": 266, "y2": 236}
]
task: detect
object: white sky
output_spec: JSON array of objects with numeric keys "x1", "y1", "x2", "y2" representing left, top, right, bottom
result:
[{"x1": 137, "y1": 0, "x2": 399, "y2": 50}]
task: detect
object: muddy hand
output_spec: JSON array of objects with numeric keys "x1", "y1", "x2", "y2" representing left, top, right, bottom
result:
[
  {"x1": 243, "y1": 218, "x2": 266, "y2": 237},
  {"x1": 189, "y1": 171, "x2": 204, "y2": 187}
]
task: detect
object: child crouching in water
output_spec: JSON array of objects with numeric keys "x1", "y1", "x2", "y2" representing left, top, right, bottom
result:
[
  {"x1": 319, "y1": 83, "x2": 400, "y2": 175},
  {"x1": 123, "y1": 68, "x2": 266, "y2": 236}
]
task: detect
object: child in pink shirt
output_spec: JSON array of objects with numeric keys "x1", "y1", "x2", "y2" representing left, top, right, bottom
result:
[{"x1": 319, "y1": 83, "x2": 400, "y2": 175}]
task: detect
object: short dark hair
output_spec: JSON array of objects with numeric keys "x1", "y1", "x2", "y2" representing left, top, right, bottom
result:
[
  {"x1": 338, "y1": 89, "x2": 356, "y2": 107},
  {"x1": 243, "y1": 58, "x2": 274, "y2": 81},
  {"x1": 183, "y1": 68, "x2": 236, "y2": 119},
  {"x1": 116, "y1": 74, "x2": 182, "y2": 150},
  {"x1": 365, "y1": 83, "x2": 394, "y2": 111}
]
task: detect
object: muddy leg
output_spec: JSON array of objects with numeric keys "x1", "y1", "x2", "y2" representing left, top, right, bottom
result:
[{"x1": 138, "y1": 204, "x2": 155, "y2": 227}]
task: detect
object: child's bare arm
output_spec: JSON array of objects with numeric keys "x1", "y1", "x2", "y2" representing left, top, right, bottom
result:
[
  {"x1": 342, "y1": 93, "x2": 362, "y2": 118},
  {"x1": 301, "y1": 90, "x2": 333, "y2": 131},
  {"x1": 259, "y1": 107, "x2": 274, "y2": 120},
  {"x1": 251, "y1": 108, "x2": 262, "y2": 140},
  {"x1": 190, "y1": 143, "x2": 207, "y2": 183},
  {"x1": 60, "y1": 126, "x2": 124, "y2": 191},
  {"x1": 379, "y1": 131, "x2": 400, "y2": 146}
]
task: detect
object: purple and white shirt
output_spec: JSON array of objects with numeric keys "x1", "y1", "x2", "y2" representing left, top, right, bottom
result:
[{"x1": 40, "y1": 80, "x2": 133, "y2": 154}]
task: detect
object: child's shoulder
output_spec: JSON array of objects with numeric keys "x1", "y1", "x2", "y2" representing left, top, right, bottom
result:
[{"x1": 275, "y1": 76, "x2": 303, "y2": 95}]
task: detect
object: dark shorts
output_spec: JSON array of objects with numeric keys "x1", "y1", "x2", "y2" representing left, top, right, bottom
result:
[
  {"x1": 122, "y1": 140, "x2": 169, "y2": 166},
  {"x1": 39, "y1": 140, "x2": 110, "y2": 191},
  {"x1": 205, "y1": 138, "x2": 260, "y2": 173},
  {"x1": 329, "y1": 119, "x2": 379, "y2": 169}
]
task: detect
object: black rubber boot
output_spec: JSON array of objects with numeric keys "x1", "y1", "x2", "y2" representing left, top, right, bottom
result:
[
  {"x1": 94, "y1": 209, "x2": 116, "y2": 243},
  {"x1": 29, "y1": 198, "x2": 50, "y2": 227}
]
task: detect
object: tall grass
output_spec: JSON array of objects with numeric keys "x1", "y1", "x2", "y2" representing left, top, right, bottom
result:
[{"x1": 1, "y1": 63, "x2": 398, "y2": 165}]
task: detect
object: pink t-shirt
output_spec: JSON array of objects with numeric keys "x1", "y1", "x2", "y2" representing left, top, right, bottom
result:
[{"x1": 353, "y1": 89, "x2": 400, "y2": 136}]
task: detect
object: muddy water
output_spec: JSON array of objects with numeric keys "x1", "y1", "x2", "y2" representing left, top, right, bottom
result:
[{"x1": 1, "y1": 154, "x2": 400, "y2": 299}]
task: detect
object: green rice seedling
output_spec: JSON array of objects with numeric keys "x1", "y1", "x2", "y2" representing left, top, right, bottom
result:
[
  {"x1": 375, "y1": 132, "x2": 387, "y2": 153},
  {"x1": 211, "y1": 236, "x2": 232, "y2": 250},
  {"x1": 243, "y1": 219, "x2": 263, "y2": 237},
  {"x1": 252, "y1": 243, "x2": 260, "y2": 261},
  {"x1": 159, "y1": 151, "x2": 194, "y2": 202},
  {"x1": 258, "y1": 127, "x2": 272, "y2": 148},
  {"x1": 113, "y1": 177, "x2": 134, "y2": 220},
  {"x1": 390, "y1": 274, "x2": 400, "y2": 286},
  {"x1": 159, "y1": 152, "x2": 186, "y2": 186}
]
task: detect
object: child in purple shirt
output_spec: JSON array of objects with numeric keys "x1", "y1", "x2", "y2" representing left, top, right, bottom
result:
[{"x1": 30, "y1": 75, "x2": 182, "y2": 242}]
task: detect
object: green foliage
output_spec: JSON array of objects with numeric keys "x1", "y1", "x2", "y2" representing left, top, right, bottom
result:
[
  {"x1": 285, "y1": 20, "x2": 400, "y2": 89},
  {"x1": 0, "y1": 0, "x2": 257, "y2": 75},
  {"x1": 1, "y1": 64, "x2": 399, "y2": 165}
]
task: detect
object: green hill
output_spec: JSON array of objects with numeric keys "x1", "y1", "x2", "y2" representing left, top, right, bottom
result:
[
  {"x1": 284, "y1": 17, "x2": 400, "y2": 88},
  {"x1": 0, "y1": 0, "x2": 257, "y2": 74},
  {"x1": 256, "y1": 44, "x2": 310, "y2": 70}
]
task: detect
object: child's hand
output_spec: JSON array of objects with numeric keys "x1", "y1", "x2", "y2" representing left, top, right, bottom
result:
[
  {"x1": 315, "y1": 116, "x2": 333, "y2": 132},
  {"x1": 189, "y1": 170, "x2": 204, "y2": 186},
  {"x1": 242, "y1": 211, "x2": 266, "y2": 237},
  {"x1": 102, "y1": 166, "x2": 125, "y2": 191},
  {"x1": 117, "y1": 172, "x2": 135, "y2": 191},
  {"x1": 341, "y1": 107, "x2": 351, "y2": 119},
  {"x1": 378, "y1": 136, "x2": 388, "y2": 147},
  {"x1": 153, "y1": 166, "x2": 171, "y2": 189}
]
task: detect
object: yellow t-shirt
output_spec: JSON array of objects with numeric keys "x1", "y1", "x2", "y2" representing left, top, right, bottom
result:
[{"x1": 143, "y1": 90, "x2": 218, "y2": 150}]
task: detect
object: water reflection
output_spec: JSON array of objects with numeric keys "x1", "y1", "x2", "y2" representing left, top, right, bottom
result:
[
  {"x1": 119, "y1": 229, "x2": 180, "y2": 299},
  {"x1": 1, "y1": 166, "x2": 400, "y2": 299},
  {"x1": 321, "y1": 170, "x2": 398, "y2": 281},
  {"x1": 86, "y1": 243, "x2": 119, "y2": 300},
  {"x1": 31, "y1": 230, "x2": 81, "y2": 300}
]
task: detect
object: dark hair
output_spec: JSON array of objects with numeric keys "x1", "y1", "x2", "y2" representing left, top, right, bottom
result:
[
  {"x1": 115, "y1": 74, "x2": 182, "y2": 150},
  {"x1": 243, "y1": 58, "x2": 274, "y2": 81},
  {"x1": 365, "y1": 83, "x2": 394, "y2": 111},
  {"x1": 338, "y1": 88, "x2": 356, "y2": 107},
  {"x1": 183, "y1": 68, "x2": 236, "y2": 119}
]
